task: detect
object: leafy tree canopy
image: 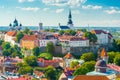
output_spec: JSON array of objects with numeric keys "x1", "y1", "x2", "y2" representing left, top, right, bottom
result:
[
  {"x1": 80, "y1": 52, "x2": 95, "y2": 62},
  {"x1": 38, "y1": 53, "x2": 53, "y2": 60},
  {"x1": 24, "y1": 55, "x2": 37, "y2": 67}
]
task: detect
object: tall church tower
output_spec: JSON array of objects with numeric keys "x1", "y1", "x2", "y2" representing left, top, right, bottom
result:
[
  {"x1": 38, "y1": 22, "x2": 43, "y2": 32},
  {"x1": 67, "y1": 9, "x2": 73, "y2": 28}
]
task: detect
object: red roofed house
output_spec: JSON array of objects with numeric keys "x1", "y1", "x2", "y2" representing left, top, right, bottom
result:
[
  {"x1": 63, "y1": 53, "x2": 74, "y2": 68},
  {"x1": 91, "y1": 30, "x2": 113, "y2": 44},
  {"x1": 37, "y1": 58, "x2": 60, "y2": 67},
  {"x1": 4, "y1": 31, "x2": 17, "y2": 45},
  {"x1": 21, "y1": 35, "x2": 39, "y2": 49},
  {"x1": 59, "y1": 35, "x2": 89, "y2": 54},
  {"x1": 73, "y1": 75, "x2": 109, "y2": 80}
]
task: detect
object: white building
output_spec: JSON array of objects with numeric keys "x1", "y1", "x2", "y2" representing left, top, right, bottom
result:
[
  {"x1": 59, "y1": 36, "x2": 89, "y2": 47},
  {"x1": 39, "y1": 39, "x2": 57, "y2": 47},
  {"x1": 63, "y1": 52, "x2": 74, "y2": 68},
  {"x1": 91, "y1": 30, "x2": 113, "y2": 44},
  {"x1": 4, "y1": 31, "x2": 17, "y2": 45}
]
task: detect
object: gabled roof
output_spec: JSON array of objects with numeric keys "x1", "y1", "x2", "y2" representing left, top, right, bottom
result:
[
  {"x1": 73, "y1": 75, "x2": 109, "y2": 80},
  {"x1": 6, "y1": 31, "x2": 17, "y2": 36},
  {"x1": 91, "y1": 30, "x2": 107, "y2": 34},
  {"x1": 100, "y1": 48, "x2": 107, "y2": 58},
  {"x1": 22, "y1": 35, "x2": 38, "y2": 41},
  {"x1": 64, "y1": 52, "x2": 73, "y2": 59}
]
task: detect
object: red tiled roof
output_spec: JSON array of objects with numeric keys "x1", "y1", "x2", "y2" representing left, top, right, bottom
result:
[
  {"x1": 37, "y1": 58, "x2": 60, "y2": 63},
  {"x1": 22, "y1": 35, "x2": 38, "y2": 41},
  {"x1": 64, "y1": 53, "x2": 73, "y2": 59},
  {"x1": 107, "y1": 64, "x2": 120, "y2": 72},
  {"x1": 91, "y1": 30, "x2": 107, "y2": 34},
  {"x1": 6, "y1": 31, "x2": 17, "y2": 36},
  {"x1": 73, "y1": 75, "x2": 109, "y2": 80}
]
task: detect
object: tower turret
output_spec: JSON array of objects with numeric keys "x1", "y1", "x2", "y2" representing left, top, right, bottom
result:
[
  {"x1": 67, "y1": 9, "x2": 73, "y2": 28},
  {"x1": 13, "y1": 18, "x2": 18, "y2": 27},
  {"x1": 100, "y1": 48, "x2": 108, "y2": 64},
  {"x1": 38, "y1": 22, "x2": 43, "y2": 32}
]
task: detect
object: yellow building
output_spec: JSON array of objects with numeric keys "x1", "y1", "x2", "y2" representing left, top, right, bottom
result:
[{"x1": 21, "y1": 35, "x2": 39, "y2": 49}]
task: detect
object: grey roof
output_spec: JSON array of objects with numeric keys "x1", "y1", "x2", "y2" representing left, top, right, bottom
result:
[{"x1": 59, "y1": 26, "x2": 70, "y2": 30}]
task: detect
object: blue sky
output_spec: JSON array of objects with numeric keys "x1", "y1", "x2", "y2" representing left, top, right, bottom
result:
[{"x1": 0, "y1": 0, "x2": 120, "y2": 27}]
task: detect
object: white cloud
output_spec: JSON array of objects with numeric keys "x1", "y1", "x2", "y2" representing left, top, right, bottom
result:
[
  {"x1": 105, "y1": 9, "x2": 120, "y2": 14},
  {"x1": 72, "y1": 10, "x2": 80, "y2": 14},
  {"x1": 17, "y1": 7, "x2": 40, "y2": 11},
  {"x1": 18, "y1": 0, "x2": 34, "y2": 3},
  {"x1": 56, "y1": 8, "x2": 64, "y2": 13},
  {"x1": 43, "y1": 8, "x2": 49, "y2": 11},
  {"x1": 42, "y1": 0, "x2": 87, "y2": 7},
  {"x1": 82, "y1": 5, "x2": 102, "y2": 10}
]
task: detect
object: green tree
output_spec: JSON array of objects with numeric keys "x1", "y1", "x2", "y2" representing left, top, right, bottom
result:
[
  {"x1": 59, "y1": 30, "x2": 64, "y2": 35},
  {"x1": 2, "y1": 42, "x2": 11, "y2": 49},
  {"x1": 70, "y1": 60, "x2": 79, "y2": 68},
  {"x1": 33, "y1": 46, "x2": 40, "y2": 56},
  {"x1": 45, "y1": 66, "x2": 57, "y2": 80},
  {"x1": 73, "y1": 67, "x2": 89, "y2": 76},
  {"x1": 115, "y1": 39, "x2": 120, "y2": 51},
  {"x1": 34, "y1": 67, "x2": 44, "y2": 72},
  {"x1": 2, "y1": 50, "x2": 11, "y2": 56},
  {"x1": 38, "y1": 53, "x2": 53, "y2": 60},
  {"x1": 108, "y1": 52, "x2": 118, "y2": 63},
  {"x1": 28, "y1": 30, "x2": 33, "y2": 35},
  {"x1": 46, "y1": 41, "x2": 55, "y2": 54},
  {"x1": 73, "y1": 61, "x2": 95, "y2": 76},
  {"x1": 23, "y1": 27, "x2": 30, "y2": 34},
  {"x1": 24, "y1": 55, "x2": 37, "y2": 67},
  {"x1": 81, "y1": 61, "x2": 96, "y2": 72},
  {"x1": 114, "y1": 54, "x2": 120, "y2": 66},
  {"x1": 64, "y1": 30, "x2": 76, "y2": 36},
  {"x1": 84, "y1": 32, "x2": 97, "y2": 43},
  {"x1": 16, "y1": 31, "x2": 24, "y2": 43},
  {"x1": 16, "y1": 62, "x2": 29, "y2": 68},
  {"x1": 0, "y1": 39, "x2": 3, "y2": 45},
  {"x1": 50, "y1": 29, "x2": 55, "y2": 32},
  {"x1": 80, "y1": 52, "x2": 95, "y2": 62}
]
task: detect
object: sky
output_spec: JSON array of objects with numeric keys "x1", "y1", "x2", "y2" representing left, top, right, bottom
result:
[{"x1": 0, "y1": 0, "x2": 120, "y2": 27}]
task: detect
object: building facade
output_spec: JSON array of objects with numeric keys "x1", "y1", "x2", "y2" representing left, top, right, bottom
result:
[
  {"x1": 91, "y1": 30, "x2": 113, "y2": 44},
  {"x1": 4, "y1": 31, "x2": 17, "y2": 45},
  {"x1": 21, "y1": 35, "x2": 39, "y2": 49}
]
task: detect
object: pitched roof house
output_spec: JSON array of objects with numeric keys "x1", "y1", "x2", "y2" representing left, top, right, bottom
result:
[{"x1": 21, "y1": 35, "x2": 39, "y2": 49}]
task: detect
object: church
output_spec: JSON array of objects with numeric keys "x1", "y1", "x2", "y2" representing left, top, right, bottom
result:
[
  {"x1": 58, "y1": 9, "x2": 74, "y2": 30},
  {"x1": 9, "y1": 18, "x2": 22, "y2": 31}
]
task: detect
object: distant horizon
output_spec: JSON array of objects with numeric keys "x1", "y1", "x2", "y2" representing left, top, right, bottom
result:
[
  {"x1": 0, "y1": 0, "x2": 120, "y2": 27},
  {"x1": 0, "y1": 25, "x2": 120, "y2": 27}
]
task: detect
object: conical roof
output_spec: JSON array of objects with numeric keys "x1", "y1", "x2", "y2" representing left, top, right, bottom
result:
[{"x1": 100, "y1": 48, "x2": 107, "y2": 58}]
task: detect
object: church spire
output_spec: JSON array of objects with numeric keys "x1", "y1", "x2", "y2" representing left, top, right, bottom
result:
[
  {"x1": 67, "y1": 9, "x2": 73, "y2": 25},
  {"x1": 68, "y1": 9, "x2": 72, "y2": 19}
]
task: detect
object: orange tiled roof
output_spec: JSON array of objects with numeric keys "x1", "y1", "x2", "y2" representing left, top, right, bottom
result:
[
  {"x1": 22, "y1": 35, "x2": 38, "y2": 41},
  {"x1": 64, "y1": 53, "x2": 73, "y2": 59},
  {"x1": 100, "y1": 48, "x2": 107, "y2": 58},
  {"x1": 91, "y1": 30, "x2": 107, "y2": 34},
  {"x1": 73, "y1": 75, "x2": 109, "y2": 80},
  {"x1": 6, "y1": 31, "x2": 17, "y2": 36}
]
